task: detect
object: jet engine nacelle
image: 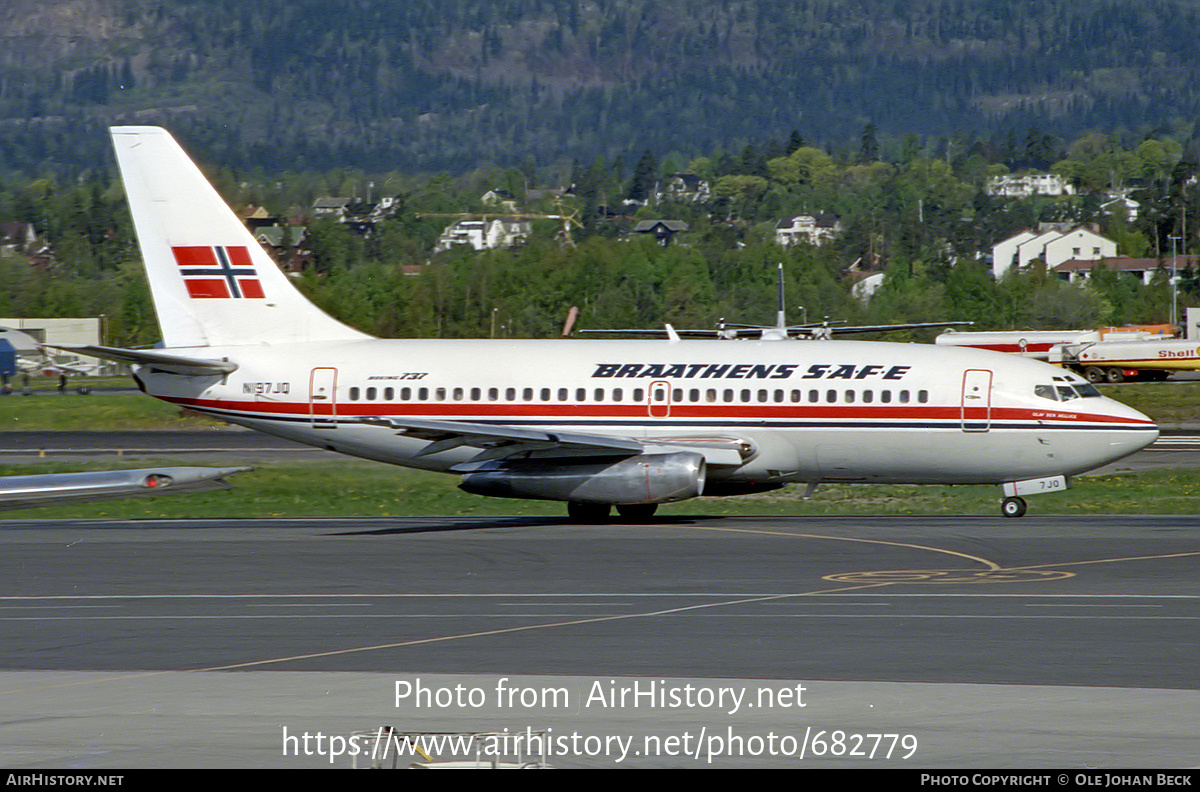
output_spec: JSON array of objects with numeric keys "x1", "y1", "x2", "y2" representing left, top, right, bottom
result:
[{"x1": 459, "y1": 452, "x2": 706, "y2": 504}]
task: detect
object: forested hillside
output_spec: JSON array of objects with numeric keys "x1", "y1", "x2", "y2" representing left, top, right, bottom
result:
[{"x1": 3, "y1": 0, "x2": 1200, "y2": 174}]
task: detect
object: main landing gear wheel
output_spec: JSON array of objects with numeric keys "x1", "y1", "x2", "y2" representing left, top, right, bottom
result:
[
  {"x1": 567, "y1": 502, "x2": 611, "y2": 523},
  {"x1": 616, "y1": 503, "x2": 658, "y2": 521},
  {"x1": 1001, "y1": 496, "x2": 1027, "y2": 518}
]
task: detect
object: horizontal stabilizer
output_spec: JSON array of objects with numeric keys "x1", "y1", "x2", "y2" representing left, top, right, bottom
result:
[
  {"x1": 52, "y1": 344, "x2": 237, "y2": 376},
  {"x1": 0, "y1": 466, "x2": 251, "y2": 510}
]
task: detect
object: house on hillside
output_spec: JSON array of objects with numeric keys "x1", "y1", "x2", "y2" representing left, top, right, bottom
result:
[
  {"x1": 656, "y1": 174, "x2": 711, "y2": 204},
  {"x1": 775, "y1": 213, "x2": 842, "y2": 247},
  {"x1": 632, "y1": 219, "x2": 688, "y2": 247},
  {"x1": 434, "y1": 218, "x2": 531, "y2": 252},
  {"x1": 254, "y1": 225, "x2": 310, "y2": 272},
  {"x1": 481, "y1": 189, "x2": 519, "y2": 213},
  {"x1": 991, "y1": 225, "x2": 1116, "y2": 278},
  {"x1": 985, "y1": 173, "x2": 1075, "y2": 198},
  {"x1": 1, "y1": 222, "x2": 37, "y2": 256},
  {"x1": 312, "y1": 197, "x2": 351, "y2": 220},
  {"x1": 1101, "y1": 195, "x2": 1140, "y2": 222},
  {"x1": 240, "y1": 205, "x2": 277, "y2": 230},
  {"x1": 1054, "y1": 255, "x2": 1200, "y2": 286}
]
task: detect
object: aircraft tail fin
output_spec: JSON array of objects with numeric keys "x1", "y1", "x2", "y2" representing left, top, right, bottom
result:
[{"x1": 110, "y1": 126, "x2": 371, "y2": 348}]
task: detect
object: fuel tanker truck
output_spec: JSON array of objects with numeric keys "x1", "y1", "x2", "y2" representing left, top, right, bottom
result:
[{"x1": 936, "y1": 325, "x2": 1195, "y2": 382}]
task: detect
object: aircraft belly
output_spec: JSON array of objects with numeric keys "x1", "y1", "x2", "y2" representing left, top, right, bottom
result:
[{"x1": 800, "y1": 428, "x2": 1076, "y2": 484}]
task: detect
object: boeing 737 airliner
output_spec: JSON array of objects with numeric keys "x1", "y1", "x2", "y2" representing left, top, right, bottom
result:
[{"x1": 64, "y1": 127, "x2": 1159, "y2": 520}]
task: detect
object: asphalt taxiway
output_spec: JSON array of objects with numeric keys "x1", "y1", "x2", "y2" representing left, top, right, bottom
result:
[{"x1": 0, "y1": 513, "x2": 1196, "y2": 768}]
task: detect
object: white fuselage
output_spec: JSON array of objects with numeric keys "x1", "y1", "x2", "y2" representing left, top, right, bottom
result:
[{"x1": 136, "y1": 338, "x2": 1158, "y2": 488}]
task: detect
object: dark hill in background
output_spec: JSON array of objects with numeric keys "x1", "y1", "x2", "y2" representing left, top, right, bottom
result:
[{"x1": 2, "y1": 0, "x2": 1199, "y2": 174}]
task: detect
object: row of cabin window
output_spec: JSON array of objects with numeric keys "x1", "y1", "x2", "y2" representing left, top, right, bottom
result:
[{"x1": 347, "y1": 386, "x2": 931, "y2": 405}]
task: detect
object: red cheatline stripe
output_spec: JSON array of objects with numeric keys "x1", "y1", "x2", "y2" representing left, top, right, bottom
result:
[{"x1": 157, "y1": 395, "x2": 1154, "y2": 426}]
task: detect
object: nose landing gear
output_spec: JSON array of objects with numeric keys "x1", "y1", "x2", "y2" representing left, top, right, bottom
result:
[
  {"x1": 1001, "y1": 496, "x2": 1027, "y2": 518},
  {"x1": 999, "y1": 474, "x2": 1067, "y2": 518}
]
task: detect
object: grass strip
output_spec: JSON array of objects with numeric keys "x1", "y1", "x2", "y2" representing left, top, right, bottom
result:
[{"x1": 1, "y1": 458, "x2": 1196, "y2": 520}]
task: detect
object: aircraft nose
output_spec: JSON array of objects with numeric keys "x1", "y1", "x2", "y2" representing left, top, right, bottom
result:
[{"x1": 1098, "y1": 399, "x2": 1159, "y2": 461}]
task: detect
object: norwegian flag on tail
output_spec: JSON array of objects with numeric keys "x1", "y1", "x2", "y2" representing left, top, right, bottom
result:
[{"x1": 172, "y1": 246, "x2": 265, "y2": 299}]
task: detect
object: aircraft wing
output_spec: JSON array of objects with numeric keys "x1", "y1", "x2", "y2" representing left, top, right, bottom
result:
[
  {"x1": 357, "y1": 417, "x2": 751, "y2": 467},
  {"x1": 51, "y1": 344, "x2": 237, "y2": 376},
  {"x1": 0, "y1": 466, "x2": 251, "y2": 510},
  {"x1": 358, "y1": 416, "x2": 644, "y2": 463}
]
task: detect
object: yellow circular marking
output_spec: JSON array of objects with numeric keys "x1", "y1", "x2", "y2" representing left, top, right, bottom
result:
[{"x1": 825, "y1": 569, "x2": 1074, "y2": 584}]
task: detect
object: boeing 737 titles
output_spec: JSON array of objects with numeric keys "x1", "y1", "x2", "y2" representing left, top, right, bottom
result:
[{"x1": 59, "y1": 127, "x2": 1159, "y2": 521}]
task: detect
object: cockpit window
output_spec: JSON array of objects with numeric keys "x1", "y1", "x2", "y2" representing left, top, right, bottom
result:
[
  {"x1": 1056, "y1": 385, "x2": 1079, "y2": 401},
  {"x1": 1034, "y1": 384, "x2": 1058, "y2": 401},
  {"x1": 1073, "y1": 383, "x2": 1102, "y2": 398}
]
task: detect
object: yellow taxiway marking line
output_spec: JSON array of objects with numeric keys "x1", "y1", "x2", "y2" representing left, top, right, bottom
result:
[{"x1": 1009, "y1": 550, "x2": 1200, "y2": 571}]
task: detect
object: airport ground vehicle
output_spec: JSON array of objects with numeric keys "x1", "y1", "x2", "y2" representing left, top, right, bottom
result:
[{"x1": 937, "y1": 328, "x2": 1194, "y2": 383}]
